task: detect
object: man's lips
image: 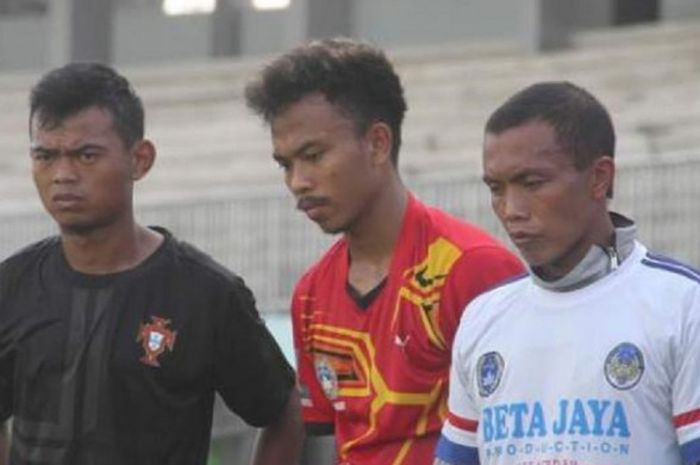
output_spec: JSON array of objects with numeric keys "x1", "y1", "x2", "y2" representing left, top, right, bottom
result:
[
  {"x1": 508, "y1": 230, "x2": 539, "y2": 245},
  {"x1": 296, "y1": 197, "x2": 327, "y2": 213},
  {"x1": 52, "y1": 193, "x2": 82, "y2": 202},
  {"x1": 51, "y1": 193, "x2": 83, "y2": 208}
]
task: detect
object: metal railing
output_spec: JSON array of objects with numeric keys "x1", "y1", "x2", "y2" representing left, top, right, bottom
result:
[{"x1": 1, "y1": 151, "x2": 698, "y2": 314}]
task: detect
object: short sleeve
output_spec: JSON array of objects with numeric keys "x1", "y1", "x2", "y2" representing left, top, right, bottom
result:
[
  {"x1": 440, "y1": 246, "x2": 524, "y2": 349},
  {"x1": 291, "y1": 278, "x2": 335, "y2": 431},
  {"x1": 0, "y1": 261, "x2": 16, "y2": 421},
  {"x1": 214, "y1": 276, "x2": 295, "y2": 428},
  {"x1": 435, "y1": 320, "x2": 481, "y2": 465},
  {"x1": 673, "y1": 286, "x2": 700, "y2": 464}
]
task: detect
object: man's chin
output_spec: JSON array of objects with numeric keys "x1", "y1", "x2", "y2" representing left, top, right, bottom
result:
[
  {"x1": 314, "y1": 218, "x2": 349, "y2": 236},
  {"x1": 55, "y1": 218, "x2": 103, "y2": 236},
  {"x1": 317, "y1": 224, "x2": 345, "y2": 235}
]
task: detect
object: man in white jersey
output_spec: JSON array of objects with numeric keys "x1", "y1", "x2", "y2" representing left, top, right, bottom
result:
[{"x1": 434, "y1": 81, "x2": 700, "y2": 465}]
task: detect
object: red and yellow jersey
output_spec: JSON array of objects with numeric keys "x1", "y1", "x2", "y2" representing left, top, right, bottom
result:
[{"x1": 292, "y1": 194, "x2": 524, "y2": 465}]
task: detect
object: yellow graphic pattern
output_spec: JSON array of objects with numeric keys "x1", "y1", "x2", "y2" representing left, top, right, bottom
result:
[
  {"x1": 306, "y1": 237, "x2": 463, "y2": 463},
  {"x1": 310, "y1": 324, "x2": 446, "y2": 464},
  {"x1": 392, "y1": 237, "x2": 463, "y2": 351}
]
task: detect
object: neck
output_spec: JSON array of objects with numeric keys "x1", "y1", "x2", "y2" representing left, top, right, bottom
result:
[
  {"x1": 532, "y1": 212, "x2": 638, "y2": 292},
  {"x1": 534, "y1": 210, "x2": 615, "y2": 281},
  {"x1": 61, "y1": 219, "x2": 163, "y2": 275},
  {"x1": 346, "y1": 176, "x2": 408, "y2": 267}
]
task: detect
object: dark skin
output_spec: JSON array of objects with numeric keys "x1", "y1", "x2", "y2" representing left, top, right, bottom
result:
[
  {"x1": 433, "y1": 121, "x2": 617, "y2": 465},
  {"x1": 271, "y1": 93, "x2": 407, "y2": 295},
  {"x1": 250, "y1": 389, "x2": 304, "y2": 465},
  {"x1": 22, "y1": 106, "x2": 304, "y2": 465},
  {"x1": 482, "y1": 120, "x2": 615, "y2": 280},
  {"x1": 30, "y1": 106, "x2": 162, "y2": 273}
]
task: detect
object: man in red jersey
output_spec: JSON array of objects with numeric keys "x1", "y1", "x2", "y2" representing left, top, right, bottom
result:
[{"x1": 245, "y1": 38, "x2": 524, "y2": 465}]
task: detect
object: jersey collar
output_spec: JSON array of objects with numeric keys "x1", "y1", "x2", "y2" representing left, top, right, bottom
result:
[{"x1": 531, "y1": 212, "x2": 637, "y2": 292}]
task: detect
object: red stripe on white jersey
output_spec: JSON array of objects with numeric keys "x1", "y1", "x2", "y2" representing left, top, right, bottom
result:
[{"x1": 448, "y1": 411, "x2": 478, "y2": 433}]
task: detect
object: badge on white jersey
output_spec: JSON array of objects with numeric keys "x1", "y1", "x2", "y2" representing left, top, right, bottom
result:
[
  {"x1": 604, "y1": 342, "x2": 645, "y2": 390},
  {"x1": 477, "y1": 351, "x2": 505, "y2": 397}
]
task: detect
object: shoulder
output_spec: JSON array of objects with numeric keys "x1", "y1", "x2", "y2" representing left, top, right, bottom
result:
[
  {"x1": 452, "y1": 275, "x2": 529, "y2": 357},
  {"x1": 418, "y1": 199, "x2": 513, "y2": 253},
  {"x1": 637, "y1": 248, "x2": 700, "y2": 288},
  {"x1": 623, "y1": 244, "x2": 700, "y2": 304},
  {"x1": 459, "y1": 274, "x2": 529, "y2": 329},
  {"x1": 0, "y1": 236, "x2": 60, "y2": 281},
  {"x1": 632, "y1": 246, "x2": 700, "y2": 318},
  {"x1": 469, "y1": 273, "x2": 529, "y2": 309},
  {"x1": 293, "y1": 237, "x2": 346, "y2": 293},
  {"x1": 162, "y1": 232, "x2": 248, "y2": 293},
  {"x1": 417, "y1": 203, "x2": 524, "y2": 279}
]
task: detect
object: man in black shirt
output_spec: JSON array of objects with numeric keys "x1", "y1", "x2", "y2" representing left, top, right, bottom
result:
[{"x1": 0, "y1": 63, "x2": 303, "y2": 465}]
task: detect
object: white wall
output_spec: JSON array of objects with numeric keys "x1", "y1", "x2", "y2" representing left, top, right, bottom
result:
[
  {"x1": 0, "y1": 15, "x2": 47, "y2": 71},
  {"x1": 662, "y1": 0, "x2": 700, "y2": 20},
  {"x1": 0, "y1": 0, "x2": 698, "y2": 72},
  {"x1": 114, "y1": 4, "x2": 212, "y2": 65},
  {"x1": 353, "y1": 0, "x2": 527, "y2": 47}
]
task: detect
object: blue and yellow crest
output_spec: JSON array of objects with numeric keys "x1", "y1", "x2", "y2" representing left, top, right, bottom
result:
[
  {"x1": 314, "y1": 356, "x2": 339, "y2": 400},
  {"x1": 477, "y1": 351, "x2": 504, "y2": 397},
  {"x1": 604, "y1": 342, "x2": 645, "y2": 390}
]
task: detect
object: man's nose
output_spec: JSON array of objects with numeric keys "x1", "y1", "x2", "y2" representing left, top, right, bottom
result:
[
  {"x1": 287, "y1": 162, "x2": 313, "y2": 195},
  {"x1": 51, "y1": 154, "x2": 79, "y2": 184},
  {"x1": 499, "y1": 187, "x2": 529, "y2": 222}
]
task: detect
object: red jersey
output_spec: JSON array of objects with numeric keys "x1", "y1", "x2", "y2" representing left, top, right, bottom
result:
[{"x1": 292, "y1": 194, "x2": 524, "y2": 465}]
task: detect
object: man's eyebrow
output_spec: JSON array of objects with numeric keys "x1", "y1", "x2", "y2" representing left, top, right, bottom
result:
[
  {"x1": 273, "y1": 140, "x2": 318, "y2": 161},
  {"x1": 483, "y1": 167, "x2": 549, "y2": 184},
  {"x1": 30, "y1": 143, "x2": 105, "y2": 153},
  {"x1": 30, "y1": 143, "x2": 52, "y2": 152}
]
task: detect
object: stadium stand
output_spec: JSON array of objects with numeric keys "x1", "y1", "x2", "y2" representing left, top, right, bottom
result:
[
  {"x1": 0, "y1": 20, "x2": 699, "y2": 310},
  {"x1": 0, "y1": 18, "x2": 699, "y2": 465}
]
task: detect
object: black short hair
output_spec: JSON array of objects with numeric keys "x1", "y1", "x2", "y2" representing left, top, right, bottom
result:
[
  {"x1": 485, "y1": 81, "x2": 615, "y2": 169},
  {"x1": 30, "y1": 62, "x2": 144, "y2": 148},
  {"x1": 245, "y1": 37, "x2": 407, "y2": 165}
]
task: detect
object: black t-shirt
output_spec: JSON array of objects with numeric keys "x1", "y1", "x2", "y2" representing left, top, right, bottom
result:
[{"x1": 0, "y1": 228, "x2": 295, "y2": 465}]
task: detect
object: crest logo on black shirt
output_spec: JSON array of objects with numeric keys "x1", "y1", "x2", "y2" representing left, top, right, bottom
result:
[{"x1": 137, "y1": 316, "x2": 178, "y2": 367}]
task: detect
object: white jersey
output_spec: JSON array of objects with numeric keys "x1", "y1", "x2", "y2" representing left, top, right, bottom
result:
[{"x1": 436, "y1": 241, "x2": 700, "y2": 465}]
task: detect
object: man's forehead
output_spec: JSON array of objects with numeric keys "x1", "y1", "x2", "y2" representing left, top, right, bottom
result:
[
  {"x1": 31, "y1": 108, "x2": 116, "y2": 146},
  {"x1": 32, "y1": 106, "x2": 114, "y2": 127}
]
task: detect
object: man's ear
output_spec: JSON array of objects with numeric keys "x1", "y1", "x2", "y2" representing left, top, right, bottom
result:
[
  {"x1": 131, "y1": 139, "x2": 156, "y2": 181},
  {"x1": 590, "y1": 156, "x2": 615, "y2": 200},
  {"x1": 366, "y1": 121, "x2": 393, "y2": 166},
  {"x1": 130, "y1": 139, "x2": 156, "y2": 181}
]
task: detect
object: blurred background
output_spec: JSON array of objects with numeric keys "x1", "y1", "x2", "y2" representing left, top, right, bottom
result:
[{"x1": 0, "y1": 0, "x2": 699, "y2": 463}]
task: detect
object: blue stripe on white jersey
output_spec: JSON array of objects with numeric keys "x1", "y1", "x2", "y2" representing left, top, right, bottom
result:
[
  {"x1": 435, "y1": 434, "x2": 480, "y2": 465},
  {"x1": 641, "y1": 252, "x2": 700, "y2": 285},
  {"x1": 681, "y1": 436, "x2": 700, "y2": 464}
]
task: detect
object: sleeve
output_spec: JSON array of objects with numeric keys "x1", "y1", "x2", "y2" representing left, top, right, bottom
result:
[
  {"x1": 291, "y1": 277, "x2": 336, "y2": 433},
  {"x1": 0, "y1": 261, "x2": 15, "y2": 421},
  {"x1": 214, "y1": 275, "x2": 296, "y2": 428},
  {"x1": 673, "y1": 286, "x2": 700, "y2": 464},
  {"x1": 435, "y1": 318, "x2": 481, "y2": 465},
  {"x1": 440, "y1": 245, "x2": 524, "y2": 349}
]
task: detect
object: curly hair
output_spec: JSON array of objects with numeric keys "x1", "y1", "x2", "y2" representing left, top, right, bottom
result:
[{"x1": 245, "y1": 37, "x2": 407, "y2": 165}]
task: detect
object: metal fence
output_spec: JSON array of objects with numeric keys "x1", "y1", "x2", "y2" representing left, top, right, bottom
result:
[
  {"x1": 1, "y1": 151, "x2": 699, "y2": 315},
  {"x1": 0, "y1": 151, "x2": 698, "y2": 463}
]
